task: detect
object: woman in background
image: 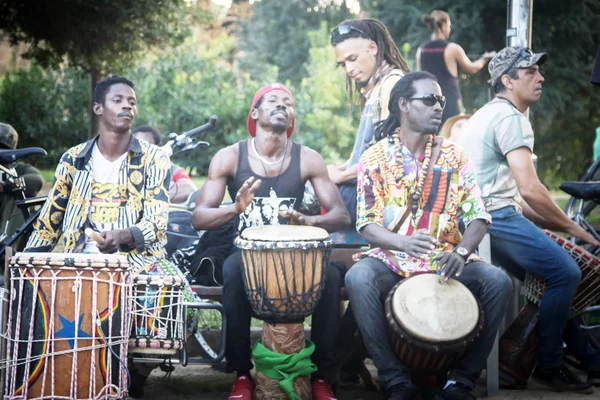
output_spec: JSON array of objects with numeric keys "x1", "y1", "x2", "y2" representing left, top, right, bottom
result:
[{"x1": 416, "y1": 10, "x2": 495, "y2": 124}]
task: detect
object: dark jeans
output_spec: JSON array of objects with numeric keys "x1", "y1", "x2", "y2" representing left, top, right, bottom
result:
[
  {"x1": 489, "y1": 206, "x2": 600, "y2": 369},
  {"x1": 345, "y1": 257, "x2": 512, "y2": 391},
  {"x1": 338, "y1": 181, "x2": 357, "y2": 228},
  {"x1": 222, "y1": 250, "x2": 344, "y2": 383}
]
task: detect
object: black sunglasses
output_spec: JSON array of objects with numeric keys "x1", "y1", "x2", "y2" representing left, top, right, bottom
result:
[
  {"x1": 500, "y1": 48, "x2": 534, "y2": 78},
  {"x1": 408, "y1": 94, "x2": 446, "y2": 109},
  {"x1": 330, "y1": 24, "x2": 368, "y2": 45}
]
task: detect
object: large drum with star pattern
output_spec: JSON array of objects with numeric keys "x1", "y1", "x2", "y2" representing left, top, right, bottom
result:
[{"x1": 3, "y1": 253, "x2": 131, "y2": 399}]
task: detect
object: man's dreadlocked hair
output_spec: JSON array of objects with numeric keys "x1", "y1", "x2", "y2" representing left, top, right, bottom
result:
[
  {"x1": 374, "y1": 71, "x2": 438, "y2": 141},
  {"x1": 331, "y1": 18, "x2": 411, "y2": 112}
]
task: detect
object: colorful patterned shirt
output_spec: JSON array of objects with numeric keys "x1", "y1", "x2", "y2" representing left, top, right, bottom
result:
[
  {"x1": 25, "y1": 136, "x2": 172, "y2": 272},
  {"x1": 355, "y1": 134, "x2": 491, "y2": 276}
]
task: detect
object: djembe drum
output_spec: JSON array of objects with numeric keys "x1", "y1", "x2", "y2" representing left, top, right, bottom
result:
[
  {"x1": 385, "y1": 274, "x2": 484, "y2": 379},
  {"x1": 3, "y1": 252, "x2": 131, "y2": 400},
  {"x1": 235, "y1": 225, "x2": 332, "y2": 400},
  {"x1": 499, "y1": 230, "x2": 600, "y2": 388},
  {"x1": 129, "y1": 259, "x2": 187, "y2": 356}
]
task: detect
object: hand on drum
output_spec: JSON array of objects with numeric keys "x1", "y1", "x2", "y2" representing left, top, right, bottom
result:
[
  {"x1": 566, "y1": 222, "x2": 600, "y2": 248},
  {"x1": 280, "y1": 209, "x2": 316, "y2": 226},
  {"x1": 96, "y1": 229, "x2": 133, "y2": 253},
  {"x1": 400, "y1": 230, "x2": 438, "y2": 259},
  {"x1": 234, "y1": 177, "x2": 262, "y2": 214},
  {"x1": 438, "y1": 252, "x2": 466, "y2": 281}
]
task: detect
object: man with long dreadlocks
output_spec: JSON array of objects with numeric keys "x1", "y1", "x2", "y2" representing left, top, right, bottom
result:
[
  {"x1": 325, "y1": 18, "x2": 412, "y2": 389},
  {"x1": 344, "y1": 72, "x2": 512, "y2": 400},
  {"x1": 327, "y1": 18, "x2": 411, "y2": 226}
]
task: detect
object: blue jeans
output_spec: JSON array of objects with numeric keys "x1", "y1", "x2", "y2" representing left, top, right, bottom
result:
[
  {"x1": 489, "y1": 206, "x2": 600, "y2": 369},
  {"x1": 345, "y1": 257, "x2": 512, "y2": 391},
  {"x1": 338, "y1": 181, "x2": 357, "y2": 227},
  {"x1": 222, "y1": 250, "x2": 344, "y2": 383}
]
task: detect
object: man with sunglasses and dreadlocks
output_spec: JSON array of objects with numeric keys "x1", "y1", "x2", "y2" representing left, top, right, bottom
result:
[
  {"x1": 459, "y1": 47, "x2": 600, "y2": 393},
  {"x1": 345, "y1": 71, "x2": 512, "y2": 400}
]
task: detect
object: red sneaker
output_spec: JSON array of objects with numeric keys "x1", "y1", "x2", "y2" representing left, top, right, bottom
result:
[
  {"x1": 228, "y1": 374, "x2": 254, "y2": 400},
  {"x1": 312, "y1": 378, "x2": 337, "y2": 400}
]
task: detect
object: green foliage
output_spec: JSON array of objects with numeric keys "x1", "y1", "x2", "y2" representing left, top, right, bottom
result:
[
  {"x1": 0, "y1": 65, "x2": 89, "y2": 168},
  {"x1": 0, "y1": 0, "x2": 200, "y2": 75},
  {"x1": 238, "y1": 0, "x2": 353, "y2": 84},
  {"x1": 293, "y1": 21, "x2": 358, "y2": 164},
  {"x1": 130, "y1": 33, "x2": 275, "y2": 173}
]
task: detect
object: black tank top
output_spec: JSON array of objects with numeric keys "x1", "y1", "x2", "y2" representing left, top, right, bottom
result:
[
  {"x1": 420, "y1": 40, "x2": 462, "y2": 122},
  {"x1": 228, "y1": 139, "x2": 304, "y2": 234}
]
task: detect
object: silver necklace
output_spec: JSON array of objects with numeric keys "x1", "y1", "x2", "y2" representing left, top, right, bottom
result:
[
  {"x1": 252, "y1": 138, "x2": 289, "y2": 198},
  {"x1": 252, "y1": 138, "x2": 287, "y2": 165}
]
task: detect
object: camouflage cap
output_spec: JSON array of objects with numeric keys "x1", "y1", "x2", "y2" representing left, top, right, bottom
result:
[
  {"x1": 0, "y1": 123, "x2": 18, "y2": 149},
  {"x1": 488, "y1": 46, "x2": 548, "y2": 86}
]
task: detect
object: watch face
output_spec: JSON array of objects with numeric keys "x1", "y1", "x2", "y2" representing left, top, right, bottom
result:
[{"x1": 456, "y1": 247, "x2": 469, "y2": 256}]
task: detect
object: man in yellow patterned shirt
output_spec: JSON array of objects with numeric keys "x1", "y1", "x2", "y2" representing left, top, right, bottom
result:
[{"x1": 25, "y1": 75, "x2": 171, "y2": 272}]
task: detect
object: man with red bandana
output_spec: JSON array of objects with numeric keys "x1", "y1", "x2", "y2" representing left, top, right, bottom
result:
[{"x1": 192, "y1": 83, "x2": 350, "y2": 400}]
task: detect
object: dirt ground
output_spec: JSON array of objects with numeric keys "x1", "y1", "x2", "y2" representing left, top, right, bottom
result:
[{"x1": 138, "y1": 361, "x2": 596, "y2": 400}]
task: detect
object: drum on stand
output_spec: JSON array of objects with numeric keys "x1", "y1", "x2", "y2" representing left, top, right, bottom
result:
[
  {"x1": 235, "y1": 225, "x2": 332, "y2": 400},
  {"x1": 385, "y1": 274, "x2": 484, "y2": 380},
  {"x1": 3, "y1": 252, "x2": 131, "y2": 399},
  {"x1": 499, "y1": 230, "x2": 600, "y2": 388},
  {"x1": 128, "y1": 263, "x2": 186, "y2": 356}
]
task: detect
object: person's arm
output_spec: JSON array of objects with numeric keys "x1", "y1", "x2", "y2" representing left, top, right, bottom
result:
[
  {"x1": 415, "y1": 47, "x2": 422, "y2": 71},
  {"x1": 447, "y1": 43, "x2": 494, "y2": 75},
  {"x1": 192, "y1": 145, "x2": 260, "y2": 230},
  {"x1": 284, "y1": 148, "x2": 350, "y2": 232},
  {"x1": 24, "y1": 153, "x2": 73, "y2": 252},
  {"x1": 169, "y1": 170, "x2": 197, "y2": 203},
  {"x1": 16, "y1": 163, "x2": 44, "y2": 197},
  {"x1": 507, "y1": 147, "x2": 600, "y2": 246},
  {"x1": 438, "y1": 153, "x2": 492, "y2": 279}
]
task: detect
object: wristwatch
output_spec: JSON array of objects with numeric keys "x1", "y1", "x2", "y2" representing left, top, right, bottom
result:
[{"x1": 453, "y1": 246, "x2": 470, "y2": 261}]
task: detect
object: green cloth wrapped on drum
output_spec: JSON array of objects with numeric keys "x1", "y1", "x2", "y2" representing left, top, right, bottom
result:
[{"x1": 252, "y1": 340, "x2": 317, "y2": 400}]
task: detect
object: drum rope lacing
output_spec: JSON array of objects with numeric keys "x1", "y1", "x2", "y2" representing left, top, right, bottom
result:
[{"x1": 2, "y1": 266, "x2": 130, "y2": 399}]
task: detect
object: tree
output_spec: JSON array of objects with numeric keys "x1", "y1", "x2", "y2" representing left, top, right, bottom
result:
[
  {"x1": 0, "y1": 0, "x2": 200, "y2": 135},
  {"x1": 238, "y1": 0, "x2": 353, "y2": 84}
]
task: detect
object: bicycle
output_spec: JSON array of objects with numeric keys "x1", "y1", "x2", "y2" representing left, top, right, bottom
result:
[{"x1": 559, "y1": 177, "x2": 600, "y2": 348}]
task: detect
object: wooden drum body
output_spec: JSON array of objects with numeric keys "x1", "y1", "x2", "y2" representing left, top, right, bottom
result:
[
  {"x1": 3, "y1": 252, "x2": 131, "y2": 400},
  {"x1": 500, "y1": 230, "x2": 600, "y2": 388},
  {"x1": 236, "y1": 225, "x2": 332, "y2": 400},
  {"x1": 385, "y1": 274, "x2": 484, "y2": 374},
  {"x1": 235, "y1": 225, "x2": 332, "y2": 323}
]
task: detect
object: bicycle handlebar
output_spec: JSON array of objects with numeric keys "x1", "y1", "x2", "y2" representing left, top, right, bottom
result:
[{"x1": 163, "y1": 115, "x2": 218, "y2": 156}]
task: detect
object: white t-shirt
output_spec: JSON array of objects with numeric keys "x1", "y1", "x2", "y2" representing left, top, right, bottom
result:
[{"x1": 83, "y1": 143, "x2": 128, "y2": 253}]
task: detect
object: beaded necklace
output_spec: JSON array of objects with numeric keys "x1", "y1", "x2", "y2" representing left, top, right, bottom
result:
[{"x1": 388, "y1": 129, "x2": 434, "y2": 226}]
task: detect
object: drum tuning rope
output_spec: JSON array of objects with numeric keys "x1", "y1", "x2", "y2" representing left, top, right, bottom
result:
[{"x1": 95, "y1": 311, "x2": 131, "y2": 391}]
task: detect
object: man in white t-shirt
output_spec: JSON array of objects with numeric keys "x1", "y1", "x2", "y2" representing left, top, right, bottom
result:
[{"x1": 459, "y1": 47, "x2": 600, "y2": 392}]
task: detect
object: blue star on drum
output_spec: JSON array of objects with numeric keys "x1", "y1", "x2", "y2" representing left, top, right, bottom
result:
[{"x1": 55, "y1": 314, "x2": 92, "y2": 349}]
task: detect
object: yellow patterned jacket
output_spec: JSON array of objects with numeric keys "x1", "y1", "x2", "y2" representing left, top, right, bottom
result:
[{"x1": 25, "y1": 136, "x2": 172, "y2": 271}]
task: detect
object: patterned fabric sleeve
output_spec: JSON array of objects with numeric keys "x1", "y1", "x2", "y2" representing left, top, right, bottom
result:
[
  {"x1": 25, "y1": 150, "x2": 76, "y2": 252},
  {"x1": 457, "y1": 151, "x2": 492, "y2": 227},
  {"x1": 356, "y1": 156, "x2": 386, "y2": 231},
  {"x1": 129, "y1": 146, "x2": 172, "y2": 254}
]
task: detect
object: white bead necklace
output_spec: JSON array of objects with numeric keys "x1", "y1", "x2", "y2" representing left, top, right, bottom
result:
[{"x1": 252, "y1": 138, "x2": 288, "y2": 165}]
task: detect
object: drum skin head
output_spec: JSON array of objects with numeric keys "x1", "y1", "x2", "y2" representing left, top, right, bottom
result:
[
  {"x1": 240, "y1": 225, "x2": 330, "y2": 241},
  {"x1": 392, "y1": 274, "x2": 479, "y2": 343}
]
